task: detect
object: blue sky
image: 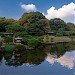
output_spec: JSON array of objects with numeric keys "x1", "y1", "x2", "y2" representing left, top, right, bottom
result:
[{"x1": 0, "y1": 0, "x2": 75, "y2": 23}]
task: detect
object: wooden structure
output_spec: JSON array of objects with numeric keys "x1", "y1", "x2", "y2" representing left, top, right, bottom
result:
[
  {"x1": 46, "y1": 32, "x2": 54, "y2": 36},
  {"x1": 14, "y1": 37, "x2": 22, "y2": 44}
]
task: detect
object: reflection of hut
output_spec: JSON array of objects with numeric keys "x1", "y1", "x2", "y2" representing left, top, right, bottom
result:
[
  {"x1": 14, "y1": 37, "x2": 22, "y2": 44},
  {"x1": 46, "y1": 32, "x2": 54, "y2": 36},
  {"x1": 3, "y1": 32, "x2": 13, "y2": 36}
]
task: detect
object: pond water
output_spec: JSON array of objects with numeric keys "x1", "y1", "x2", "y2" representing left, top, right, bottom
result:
[{"x1": 0, "y1": 43, "x2": 75, "y2": 75}]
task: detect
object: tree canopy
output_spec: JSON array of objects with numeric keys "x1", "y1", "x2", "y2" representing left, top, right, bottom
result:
[
  {"x1": 17, "y1": 12, "x2": 45, "y2": 27},
  {"x1": 0, "y1": 12, "x2": 75, "y2": 36},
  {"x1": 49, "y1": 18, "x2": 67, "y2": 31}
]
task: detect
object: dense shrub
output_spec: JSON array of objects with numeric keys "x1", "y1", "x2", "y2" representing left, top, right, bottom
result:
[
  {"x1": 5, "y1": 44, "x2": 13, "y2": 52},
  {"x1": 4, "y1": 36, "x2": 13, "y2": 43},
  {"x1": 15, "y1": 44, "x2": 25, "y2": 51},
  {"x1": 0, "y1": 42, "x2": 2, "y2": 46},
  {"x1": 27, "y1": 37, "x2": 41, "y2": 47}
]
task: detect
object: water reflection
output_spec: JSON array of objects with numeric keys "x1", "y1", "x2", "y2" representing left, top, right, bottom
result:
[
  {"x1": 3, "y1": 48, "x2": 46, "y2": 67},
  {"x1": 0, "y1": 52, "x2": 3, "y2": 65},
  {"x1": 46, "y1": 50, "x2": 75, "y2": 69},
  {"x1": 0, "y1": 42, "x2": 75, "y2": 69},
  {"x1": 45, "y1": 43, "x2": 75, "y2": 69}
]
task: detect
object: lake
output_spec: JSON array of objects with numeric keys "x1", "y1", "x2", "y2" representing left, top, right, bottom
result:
[{"x1": 0, "y1": 43, "x2": 75, "y2": 75}]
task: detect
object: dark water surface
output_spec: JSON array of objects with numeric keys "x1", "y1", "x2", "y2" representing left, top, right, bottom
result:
[{"x1": 0, "y1": 43, "x2": 75, "y2": 75}]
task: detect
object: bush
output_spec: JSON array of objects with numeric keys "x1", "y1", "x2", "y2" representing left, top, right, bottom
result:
[
  {"x1": 4, "y1": 36, "x2": 13, "y2": 43},
  {"x1": 27, "y1": 37, "x2": 41, "y2": 47},
  {"x1": 0, "y1": 42, "x2": 2, "y2": 46},
  {"x1": 0, "y1": 32, "x2": 3, "y2": 36},
  {"x1": 22, "y1": 35, "x2": 32, "y2": 44},
  {"x1": 5, "y1": 44, "x2": 13, "y2": 52},
  {"x1": 15, "y1": 44, "x2": 25, "y2": 51}
]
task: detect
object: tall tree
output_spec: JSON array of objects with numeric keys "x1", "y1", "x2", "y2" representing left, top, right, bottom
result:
[
  {"x1": 17, "y1": 12, "x2": 45, "y2": 27},
  {"x1": 0, "y1": 17, "x2": 15, "y2": 32},
  {"x1": 6, "y1": 25, "x2": 25, "y2": 43},
  {"x1": 49, "y1": 18, "x2": 67, "y2": 31},
  {"x1": 27, "y1": 19, "x2": 51, "y2": 35}
]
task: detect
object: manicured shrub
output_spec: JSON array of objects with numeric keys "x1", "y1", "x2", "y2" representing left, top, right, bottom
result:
[{"x1": 5, "y1": 44, "x2": 13, "y2": 52}]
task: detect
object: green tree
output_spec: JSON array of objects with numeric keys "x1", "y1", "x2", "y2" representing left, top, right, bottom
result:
[
  {"x1": 17, "y1": 12, "x2": 45, "y2": 27},
  {"x1": 4, "y1": 36, "x2": 13, "y2": 44},
  {"x1": 6, "y1": 25, "x2": 25, "y2": 33},
  {"x1": 27, "y1": 19, "x2": 51, "y2": 35},
  {"x1": 49, "y1": 18, "x2": 67, "y2": 31},
  {"x1": 0, "y1": 17, "x2": 15, "y2": 32},
  {"x1": 6, "y1": 25, "x2": 25, "y2": 43}
]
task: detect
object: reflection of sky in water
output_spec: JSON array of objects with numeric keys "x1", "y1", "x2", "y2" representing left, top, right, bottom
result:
[
  {"x1": 46, "y1": 50, "x2": 75, "y2": 69},
  {"x1": 0, "y1": 50, "x2": 75, "y2": 75}
]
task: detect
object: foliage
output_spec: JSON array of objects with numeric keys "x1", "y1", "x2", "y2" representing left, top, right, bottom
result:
[
  {"x1": 67, "y1": 22, "x2": 75, "y2": 31},
  {"x1": 18, "y1": 12, "x2": 45, "y2": 27},
  {"x1": 0, "y1": 42, "x2": 2, "y2": 46},
  {"x1": 6, "y1": 25, "x2": 25, "y2": 33},
  {"x1": 5, "y1": 44, "x2": 13, "y2": 52},
  {"x1": 27, "y1": 19, "x2": 51, "y2": 35},
  {"x1": 0, "y1": 17, "x2": 15, "y2": 32},
  {"x1": 49, "y1": 18, "x2": 67, "y2": 31},
  {"x1": 4, "y1": 36, "x2": 13, "y2": 43},
  {"x1": 0, "y1": 12, "x2": 75, "y2": 37},
  {"x1": 0, "y1": 32, "x2": 3, "y2": 36},
  {"x1": 15, "y1": 44, "x2": 25, "y2": 51},
  {"x1": 16, "y1": 30, "x2": 29, "y2": 37},
  {"x1": 27, "y1": 37, "x2": 41, "y2": 47}
]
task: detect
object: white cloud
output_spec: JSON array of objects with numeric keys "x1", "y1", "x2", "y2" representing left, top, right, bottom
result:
[
  {"x1": 46, "y1": 50, "x2": 75, "y2": 69},
  {"x1": 43, "y1": 2, "x2": 75, "y2": 23},
  {"x1": 21, "y1": 4, "x2": 37, "y2": 12}
]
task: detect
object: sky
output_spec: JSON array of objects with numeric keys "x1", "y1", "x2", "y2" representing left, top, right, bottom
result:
[{"x1": 0, "y1": 0, "x2": 75, "y2": 23}]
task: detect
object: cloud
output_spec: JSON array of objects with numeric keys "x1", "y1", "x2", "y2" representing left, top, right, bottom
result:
[
  {"x1": 46, "y1": 54, "x2": 57, "y2": 64},
  {"x1": 43, "y1": 2, "x2": 75, "y2": 23},
  {"x1": 57, "y1": 51, "x2": 75, "y2": 69},
  {"x1": 46, "y1": 50, "x2": 75, "y2": 69},
  {"x1": 21, "y1": 4, "x2": 37, "y2": 12}
]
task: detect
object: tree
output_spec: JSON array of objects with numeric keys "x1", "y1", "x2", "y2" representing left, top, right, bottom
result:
[
  {"x1": 4, "y1": 36, "x2": 13, "y2": 44},
  {"x1": 6, "y1": 25, "x2": 26, "y2": 43},
  {"x1": 6, "y1": 25, "x2": 25, "y2": 33},
  {"x1": 67, "y1": 22, "x2": 75, "y2": 31},
  {"x1": 49, "y1": 18, "x2": 67, "y2": 31},
  {"x1": 17, "y1": 12, "x2": 45, "y2": 27},
  {"x1": 0, "y1": 17, "x2": 15, "y2": 32},
  {"x1": 27, "y1": 19, "x2": 51, "y2": 35}
]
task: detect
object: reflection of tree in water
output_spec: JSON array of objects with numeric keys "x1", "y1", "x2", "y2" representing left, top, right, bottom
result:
[
  {"x1": 2, "y1": 42, "x2": 75, "y2": 66},
  {"x1": 4, "y1": 47, "x2": 46, "y2": 67},
  {"x1": 44, "y1": 42, "x2": 75, "y2": 58},
  {"x1": 0, "y1": 52, "x2": 3, "y2": 64},
  {"x1": 50, "y1": 42, "x2": 74, "y2": 58}
]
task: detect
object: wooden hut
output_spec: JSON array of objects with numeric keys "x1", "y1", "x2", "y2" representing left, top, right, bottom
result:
[
  {"x1": 46, "y1": 32, "x2": 54, "y2": 36},
  {"x1": 14, "y1": 36, "x2": 22, "y2": 44}
]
